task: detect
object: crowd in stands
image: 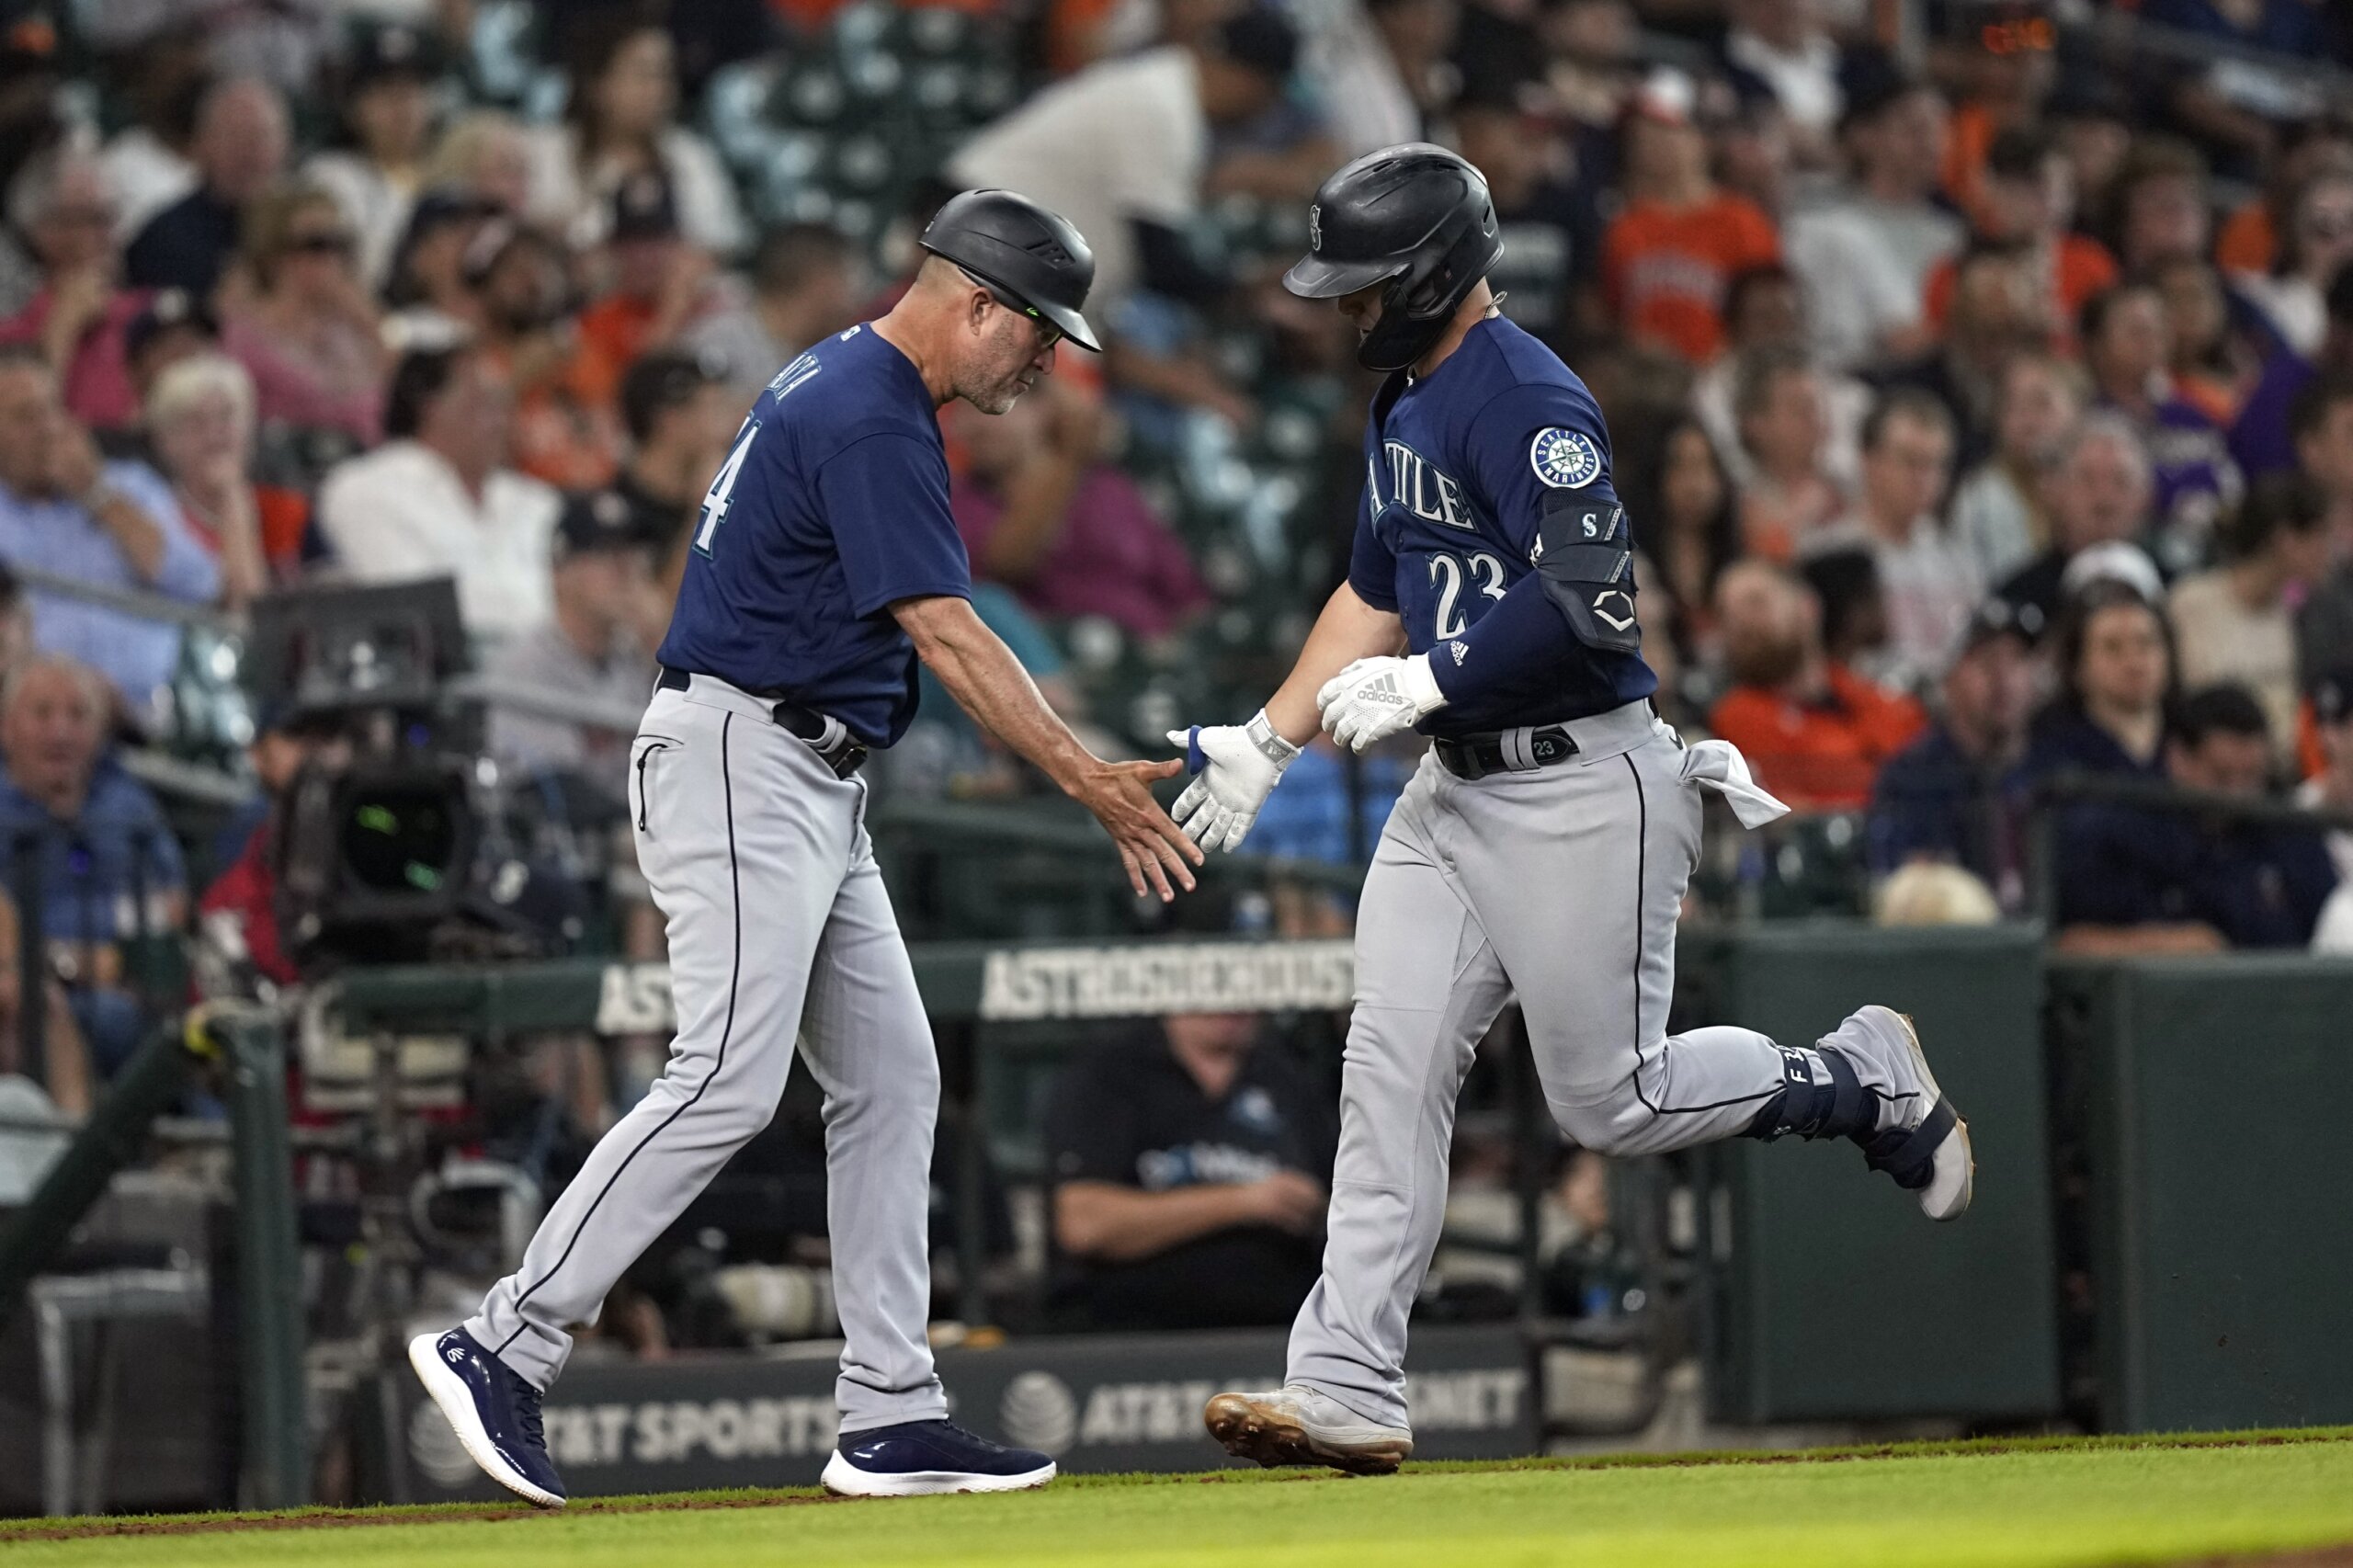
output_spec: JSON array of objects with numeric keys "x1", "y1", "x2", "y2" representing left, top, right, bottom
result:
[{"x1": 0, "y1": 0, "x2": 2347, "y2": 1335}]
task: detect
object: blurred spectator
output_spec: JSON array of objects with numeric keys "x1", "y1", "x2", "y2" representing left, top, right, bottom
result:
[
  {"x1": 104, "y1": 287, "x2": 220, "y2": 465},
  {"x1": 613, "y1": 347, "x2": 739, "y2": 566},
  {"x1": 2170, "y1": 475, "x2": 2328, "y2": 765},
  {"x1": 381, "y1": 187, "x2": 499, "y2": 349},
  {"x1": 303, "y1": 22, "x2": 443, "y2": 292},
  {"x1": 1784, "y1": 74, "x2": 1962, "y2": 370},
  {"x1": 2232, "y1": 263, "x2": 2353, "y2": 481},
  {"x1": 1799, "y1": 545, "x2": 1891, "y2": 672},
  {"x1": 1044, "y1": 1013, "x2": 1336, "y2": 1331},
  {"x1": 1623, "y1": 412, "x2": 1739, "y2": 665},
  {"x1": 2216, "y1": 119, "x2": 2353, "y2": 277},
  {"x1": 0, "y1": 146, "x2": 148, "y2": 432},
  {"x1": 1693, "y1": 263, "x2": 1867, "y2": 493},
  {"x1": 2048, "y1": 82, "x2": 2134, "y2": 244},
  {"x1": 2296, "y1": 666, "x2": 2353, "y2": 950},
  {"x1": 1531, "y1": 0, "x2": 1640, "y2": 136},
  {"x1": 0, "y1": 881, "x2": 92, "y2": 1122},
  {"x1": 949, "y1": 7, "x2": 1302, "y2": 312},
  {"x1": 220, "y1": 182, "x2": 388, "y2": 443},
  {"x1": 2233, "y1": 170, "x2": 2353, "y2": 359},
  {"x1": 1705, "y1": 558, "x2": 1924, "y2": 809},
  {"x1": 0, "y1": 654, "x2": 187, "y2": 1076},
  {"x1": 2153, "y1": 255, "x2": 2256, "y2": 427},
  {"x1": 2020, "y1": 579, "x2": 2175, "y2": 788},
  {"x1": 681, "y1": 223, "x2": 860, "y2": 405},
  {"x1": 472, "y1": 221, "x2": 623, "y2": 492},
  {"x1": 1925, "y1": 127, "x2": 2115, "y2": 347},
  {"x1": 98, "y1": 35, "x2": 206, "y2": 246},
  {"x1": 2106, "y1": 138, "x2": 2213, "y2": 274},
  {"x1": 1730, "y1": 344, "x2": 1843, "y2": 561},
  {"x1": 195, "y1": 706, "x2": 349, "y2": 994},
  {"x1": 147, "y1": 353, "x2": 313, "y2": 608},
  {"x1": 1995, "y1": 413, "x2": 2160, "y2": 631},
  {"x1": 1881, "y1": 239, "x2": 2047, "y2": 461},
  {"x1": 2289, "y1": 379, "x2": 2353, "y2": 679},
  {"x1": 1807, "y1": 390, "x2": 1976, "y2": 687},
  {"x1": 949, "y1": 383, "x2": 1209, "y2": 642},
  {"x1": 2080, "y1": 278, "x2": 2242, "y2": 565},
  {"x1": 1867, "y1": 600, "x2": 2037, "y2": 908},
  {"x1": 2294, "y1": 373, "x2": 2353, "y2": 546},
  {"x1": 2054, "y1": 683, "x2": 2334, "y2": 953},
  {"x1": 1599, "y1": 68, "x2": 1780, "y2": 366},
  {"x1": 566, "y1": 171, "x2": 730, "y2": 420},
  {"x1": 424, "y1": 111, "x2": 537, "y2": 219},
  {"x1": 124, "y1": 77, "x2": 290, "y2": 301},
  {"x1": 318, "y1": 341, "x2": 558, "y2": 642},
  {"x1": 521, "y1": 14, "x2": 745, "y2": 256},
  {"x1": 486, "y1": 488, "x2": 660, "y2": 782},
  {"x1": 2141, "y1": 0, "x2": 2332, "y2": 177},
  {"x1": 1719, "y1": 0, "x2": 1842, "y2": 166},
  {"x1": 1950, "y1": 350, "x2": 2085, "y2": 586},
  {"x1": 1455, "y1": 90, "x2": 1603, "y2": 344},
  {"x1": 1314, "y1": 0, "x2": 1460, "y2": 157},
  {"x1": 0, "y1": 350, "x2": 218, "y2": 709}
]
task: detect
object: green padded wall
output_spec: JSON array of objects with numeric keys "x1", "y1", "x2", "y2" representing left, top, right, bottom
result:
[
  {"x1": 1687, "y1": 924, "x2": 2061, "y2": 1424},
  {"x1": 2052, "y1": 956, "x2": 2353, "y2": 1433}
]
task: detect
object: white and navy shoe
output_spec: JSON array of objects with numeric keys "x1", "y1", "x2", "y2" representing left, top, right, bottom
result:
[
  {"x1": 820, "y1": 1419, "x2": 1056, "y2": 1497},
  {"x1": 407, "y1": 1328, "x2": 567, "y2": 1508},
  {"x1": 1203, "y1": 1384, "x2": 1413, "y2": 1475},
  {"x1": 1821, "y1": 1006, "x2": 1974, "y2": 1221}
]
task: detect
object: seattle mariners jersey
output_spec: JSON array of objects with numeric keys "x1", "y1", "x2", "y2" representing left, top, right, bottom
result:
[
  {"x1": 1347, "y1": 315, "x2": 1655, "y2": 737},
  {"x1": 657, "y1": 323, "x2": 972, "y2": 747}
]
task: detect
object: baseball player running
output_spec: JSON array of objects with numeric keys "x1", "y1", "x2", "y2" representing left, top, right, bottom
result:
[
  {"x1": 1187, "y1": 146, "x2": 1973, "y2": 1475},
  {"x1": 411, "y1": 189, "x2": 1202, "y2": 1506}
]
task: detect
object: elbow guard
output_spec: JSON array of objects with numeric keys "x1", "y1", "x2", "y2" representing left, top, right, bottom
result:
[{"x1": 1534, "y1": 494, "x2": 1641, "y2": 654}]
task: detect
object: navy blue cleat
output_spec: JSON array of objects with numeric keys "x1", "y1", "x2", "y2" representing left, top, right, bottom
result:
[
  {"x1": 821, "y1": 1418, "x2": 1057, "y2": 1497},
  {"x1": 408, "y1": 1328, "x2": 567, "y2": 1508}
]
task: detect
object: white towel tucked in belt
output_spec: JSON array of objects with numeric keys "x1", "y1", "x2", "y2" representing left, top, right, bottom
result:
[{"x1": 1677, "y1": 737, "x2": 1790, "y2": 829}]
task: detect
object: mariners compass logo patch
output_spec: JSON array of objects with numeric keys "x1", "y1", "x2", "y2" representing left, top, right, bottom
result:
[{"x1": 1529, "y1": 427, "x2": 1600, "y2": 489}]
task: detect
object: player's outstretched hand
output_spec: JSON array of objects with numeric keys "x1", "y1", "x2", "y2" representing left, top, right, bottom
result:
[
  {"x1": 1316, "y1": 653, "x2": 1447, "y2": 752},
  {"x1": 1077, "y1": 757, "x2": 1204, "y2": 903},
  {"x1": 1166, "y1": 710, "x2": 1301, "y2": 853}
]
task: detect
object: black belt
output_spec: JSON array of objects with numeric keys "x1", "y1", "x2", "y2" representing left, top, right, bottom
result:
[
  {"x1": 656, "y1": 666, "x2": 868, "y2": 778},
  {"x1": 1432, "y1": 725, "x2": 1579, "y2": 781}
]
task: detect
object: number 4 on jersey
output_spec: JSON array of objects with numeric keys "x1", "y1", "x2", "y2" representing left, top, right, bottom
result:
[{"x1": 693, "y1": 419, "x2": 761, "y2": 556}]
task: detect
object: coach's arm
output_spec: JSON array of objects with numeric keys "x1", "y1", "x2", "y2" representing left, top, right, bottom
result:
[{"x1": 892, "y1": 593, "x2": 1204, "y2": 902}]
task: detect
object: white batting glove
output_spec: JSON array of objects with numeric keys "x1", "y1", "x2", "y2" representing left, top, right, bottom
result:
[
  {"x1": 1317, "y1": 653, "x2": 1447, "y2": 752},
  {"x1": 1166, "y1": 710, "x2": 1300, "y2": 852}
]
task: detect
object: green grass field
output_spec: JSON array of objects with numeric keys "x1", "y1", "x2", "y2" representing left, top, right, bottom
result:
[{"x1": 6, "y1": 1431, "x2": 2351, "y2": 1568}]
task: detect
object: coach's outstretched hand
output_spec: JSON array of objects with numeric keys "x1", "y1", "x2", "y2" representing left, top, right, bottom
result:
[
  {"x1": 1074, "y1": 757, "x2": 1204, "y2": 903},
  {"x1": 1166, "y1": 710, "x2": 1301, "y2": 852}
]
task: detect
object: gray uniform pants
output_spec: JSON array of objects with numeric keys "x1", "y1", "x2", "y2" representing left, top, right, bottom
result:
[
  {"x1": 1290, "y1": 701, "x2": 1786, "y2": 1429},
  {"x1": 465, "y1": 677, "x2": 948, "y2": 1435}
]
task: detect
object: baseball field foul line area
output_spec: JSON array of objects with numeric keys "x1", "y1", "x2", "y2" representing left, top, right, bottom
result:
[{"x1": 7, "y1": 1431, "x2": 2353, "y2": 1568}]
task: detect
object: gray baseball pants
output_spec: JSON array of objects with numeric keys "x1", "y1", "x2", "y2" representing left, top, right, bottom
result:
[
  {"x1": 1289, "y1": 700, "x2": 1787, "y2": 1430},
  {"x1": 465, "y1": 676, "x2": 949, "y2": 1435}
]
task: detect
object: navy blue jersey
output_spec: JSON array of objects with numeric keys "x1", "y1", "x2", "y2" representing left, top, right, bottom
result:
[
  {"x1": 657, "y1": 324, "x2": 972, "y2": 747},
  {"x1": 1347, "y1": 316, "x2": 1655, "y2": 737}
]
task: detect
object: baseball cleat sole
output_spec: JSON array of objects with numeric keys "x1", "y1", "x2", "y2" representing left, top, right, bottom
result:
[
  {"x1": 819, "y1": 1450, "x2": 1056, "y2": 1497},
  {"x1": 1882, "y1": 1008, "x2": 1973, "y2": 1222},
  {"x1": 1203, "y1": 1392, "x2": 1410, "y2": 1476},
  {"x1": 406, "y1": 1333, "x2": 565, "y2": 1510}
]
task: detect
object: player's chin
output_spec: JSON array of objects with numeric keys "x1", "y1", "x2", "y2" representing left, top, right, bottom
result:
[{"x1": 972, "y1": 378, "x2": 1037, "y2": 416}]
